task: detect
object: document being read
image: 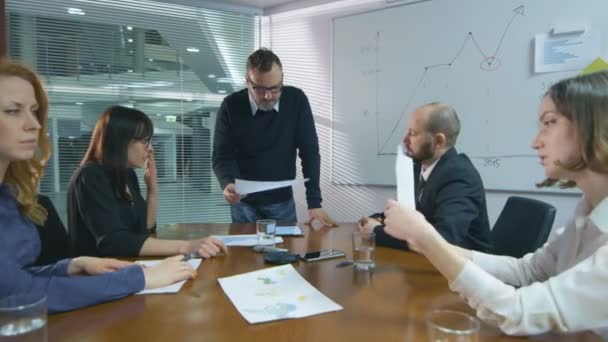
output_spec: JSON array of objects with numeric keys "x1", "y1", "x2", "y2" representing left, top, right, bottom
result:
[
  {"x1": 396, "y1": 144, "x2": 415, "y2": 208},
  {"x1": 235, "y1": 178, "x2": 308, "y2": 195},
  {"x1": 135, "y1": 259, "x2": 201, "y2": 295}
]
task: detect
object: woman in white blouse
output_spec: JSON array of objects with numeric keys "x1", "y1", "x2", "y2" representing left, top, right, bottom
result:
[{"x1": 383, "y1": 70, "x2": 608, "y2": 338}]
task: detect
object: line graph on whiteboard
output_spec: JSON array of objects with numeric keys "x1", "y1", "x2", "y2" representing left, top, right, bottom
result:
[
  {"x1": 331, "y1": 0, "x2": 592, "y2": 190},
  {"x1": 358, "y1": 4, "x2": 537, "y2": 166}
]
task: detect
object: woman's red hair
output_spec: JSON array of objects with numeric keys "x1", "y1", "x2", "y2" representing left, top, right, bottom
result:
[{"x1": 1, "y1": 59, "x2": 50, "y2": 225}]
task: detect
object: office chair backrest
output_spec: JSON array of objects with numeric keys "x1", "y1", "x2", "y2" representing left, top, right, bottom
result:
[
  {"x1": 35, "y1": 195, "x2": 72, "y2": 265},
  {"x1": 491, "y1": 196, "x2": 556, "y2": 258}
]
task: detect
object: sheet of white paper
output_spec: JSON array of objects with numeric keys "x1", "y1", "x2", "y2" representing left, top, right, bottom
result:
[
  {"x1": 135, "y1": 259, "x2": 202, "y2": 295},
  {"x1": 235, "y1": 178, "x2": 308, "y2": 195},
  {"x1": 212, "y1": 234, "x2": 284, "y2": 247},
  {"x1": 534, "y1": 30, "x2": 601, "y2": 73},
  {"x1": 396, "y1": 144, "x2": 415, "y2": 208},
  {"x1": 218, "y1": 264, "x2": 343, "y2": 324},
  {"x1": 275, "y1": 226, "x2": 303, "y2": 236}
]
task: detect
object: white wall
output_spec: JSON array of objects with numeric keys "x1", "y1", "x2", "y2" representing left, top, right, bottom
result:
[{"x1": 266, "y1": 0, "x2": 581, "y2": 228}]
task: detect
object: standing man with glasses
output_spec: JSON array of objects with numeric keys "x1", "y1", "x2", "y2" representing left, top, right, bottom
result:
[
  {"x1": 358, "y1": 102, "x2": 492, "y2": 252},
  {"x1": 212, "y1": 48, "x2": 336, "y2": 226}
]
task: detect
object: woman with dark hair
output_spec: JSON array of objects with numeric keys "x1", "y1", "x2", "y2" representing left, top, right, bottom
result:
[
  {"x1": 0, "y1": 59, "x2": 197, "y2": 313},
  {"x1": 68, "y1": 106, "x2": 226, "y2": 258},
  {"x1": 382, "y1": 71, "x2": 608, "y2": 337}
]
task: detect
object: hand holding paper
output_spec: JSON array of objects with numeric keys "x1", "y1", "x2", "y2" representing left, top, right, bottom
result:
[
  {"x1": 138, "y1": 256, "x2": 200, "y2": 294},
  {"x1": 223, "y1": 183, "x2": 241, "y2": 204}
]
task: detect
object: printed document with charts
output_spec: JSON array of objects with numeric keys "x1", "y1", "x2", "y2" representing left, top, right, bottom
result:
[{"x1": 218, "y1": 264, "x2": 342, "y2": 323}]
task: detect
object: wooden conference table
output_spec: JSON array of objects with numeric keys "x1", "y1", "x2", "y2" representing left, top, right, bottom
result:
[{"x1": 49, "y1": 223, "x2": 600, "y2": 342}]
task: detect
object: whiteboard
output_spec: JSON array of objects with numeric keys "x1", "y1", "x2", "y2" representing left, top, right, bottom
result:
[{"x1": 332, "y1": 0, "x2": 608, "y2": 191}]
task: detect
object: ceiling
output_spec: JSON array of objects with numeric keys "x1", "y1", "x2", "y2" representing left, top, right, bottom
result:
[
  {"x1": 151, "y1": 0, "x2": 345, "y2": 12},
  {"x1": 198, "y1": 0, "x2": 301, "y2": 8}
]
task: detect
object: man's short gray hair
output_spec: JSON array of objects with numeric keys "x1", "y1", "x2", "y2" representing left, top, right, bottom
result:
[{"x1": 423, "y1": 102, "x2": 461, "y2": 147}]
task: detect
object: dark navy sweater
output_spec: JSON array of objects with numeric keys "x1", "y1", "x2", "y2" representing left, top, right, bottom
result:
[{"x1": 212, "y1": 86, "x2": 322, "y2": 208}]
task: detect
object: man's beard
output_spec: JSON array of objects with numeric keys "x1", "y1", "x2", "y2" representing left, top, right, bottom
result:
[
  {"x1": 258, "y1": 100, "x2": 277, "y2": 111},
  {"x1": 405, "y1": 140, "x2": 435, "y2": 162}
]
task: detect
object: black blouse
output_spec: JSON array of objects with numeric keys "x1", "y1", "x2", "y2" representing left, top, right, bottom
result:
[{"x1": 67, "y1": 162, "x2": 148, "y2": 257}]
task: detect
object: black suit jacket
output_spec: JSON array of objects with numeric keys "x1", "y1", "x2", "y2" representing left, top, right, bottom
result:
[{"x1": 374, "y1": 148, "x2": 492, "y2": 252}]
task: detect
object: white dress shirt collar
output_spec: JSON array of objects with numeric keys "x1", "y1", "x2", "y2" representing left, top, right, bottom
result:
[
  {"x1": 249, "y1": 91, "x2": 280, "y2": 116},
  {"x1": 420, "y1": 158, "x2": 439, "y2": 181}
]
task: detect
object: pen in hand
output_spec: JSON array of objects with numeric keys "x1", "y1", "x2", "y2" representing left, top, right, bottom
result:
[
  {"x1": 181, "y1": 252, "x2": 200, "y2": 261},
  {"x1": 181, "y1": 250, "x2": 226, "y2": 260}
]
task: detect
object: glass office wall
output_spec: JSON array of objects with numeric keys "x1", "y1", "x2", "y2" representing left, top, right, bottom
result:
[{"x1": 7, "y1": 0, "x2": 258, "y2": 225}]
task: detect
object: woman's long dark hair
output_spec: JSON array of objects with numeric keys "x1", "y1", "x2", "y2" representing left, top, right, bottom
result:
[{"x1": 82, "y1": 106, "x2": 153, "y2": 199}]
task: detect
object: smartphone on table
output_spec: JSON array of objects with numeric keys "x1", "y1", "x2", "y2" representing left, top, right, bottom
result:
[{"x1": 301, "y1": 249, "x2": 345, "y2": 262}]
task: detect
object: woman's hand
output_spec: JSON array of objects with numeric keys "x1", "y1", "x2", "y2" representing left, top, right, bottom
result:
[
  {"x1": 184, "y1": 237, "x2": 228, "y2": 258},
  {"x1": 383, "y1": 200, "x2": 437, "y2": 253},
  {"x1": 142, "y1": 255, "x2": 197, "y2": 289},
  {"x1": 144, "y1": 147, "x2": 158, "y2": 194},
  {"x1": 357, "y1": 216, "x2": 382, "y2": 234},
  {"x1": 384, "y1": 200, "x2": 468, "y2": 282}
]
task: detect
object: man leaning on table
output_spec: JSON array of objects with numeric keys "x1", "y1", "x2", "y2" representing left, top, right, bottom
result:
[
  {"x1": 359, "y1": 102, "x2": 492, "y2": 252},
  {"x1": 212, "y1": 48, "x2": 335, "y2": 226}
]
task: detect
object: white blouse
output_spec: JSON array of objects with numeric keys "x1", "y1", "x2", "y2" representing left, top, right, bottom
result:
[{"x1": 450, "y1": 196, "x2": 608, "y2": 338}]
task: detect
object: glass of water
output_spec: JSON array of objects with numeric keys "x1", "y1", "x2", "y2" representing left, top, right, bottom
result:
[
  {"x1": 0, "y1": 294, "x2": 47, "y2": 342},
  {"x1": 426, "y1": 309, "x2": 480, "y2": 342},
  {"x1": 257, "y1": 219, "x2": 277, "y2": 246},
  {"x1": 352, "y1": 231, "x2": 375, "y2": 270}
]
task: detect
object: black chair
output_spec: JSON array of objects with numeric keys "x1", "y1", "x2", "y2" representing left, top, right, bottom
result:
[
  {"x1": 491, "y1": 196, "x2": 556, "y2": 258},
  {"x1": 34, "y1": 195, "x2": 71, "y2": 265}
]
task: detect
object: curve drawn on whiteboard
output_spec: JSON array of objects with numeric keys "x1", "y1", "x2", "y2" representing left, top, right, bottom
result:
[{"x1": 375, "y1": 5, "x2": 526, "y2": 155}]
